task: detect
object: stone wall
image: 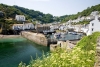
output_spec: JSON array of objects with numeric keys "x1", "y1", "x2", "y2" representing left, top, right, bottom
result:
[
  {"x1": 94, "y1": 36, "x2": 100, "y2": 67},
  {"x1": 50, "y1": 40, "x2": 78, "y2": 51},
  {"x1": 97, "y1": 37, "x2": 100, "y2": 55},
  {"x1": 50, "y1": 44, "x2": 57, "y2": 52},
  {"x1": 21, "y1": 31, "x2": 48, "y2": 46}
]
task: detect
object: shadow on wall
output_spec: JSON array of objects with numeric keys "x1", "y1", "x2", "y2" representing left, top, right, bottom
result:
[{"x1": 1, "y1": 30, "x2": 21, "y2": 35}]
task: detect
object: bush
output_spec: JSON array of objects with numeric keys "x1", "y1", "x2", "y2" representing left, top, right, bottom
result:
[{"x1": 18, "y1": 32, "x2": 100, "y2": 67}]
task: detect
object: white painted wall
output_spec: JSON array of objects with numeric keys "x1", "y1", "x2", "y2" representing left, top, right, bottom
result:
[
  {"x1": 12, "y1": 23, "x2": 34, "y2": 30},
  {"x1": 87, "y1": 16, "x2": 100, "y2": 35},
  {"x1": 15, "y1": 15, "x2": 25, "y2": 21},
  {"x1": 24, "y1": 23, "x2": 34, "y2": 29},
  {"x1": 12, "y1": 24, "x2": 23, "y2": 30}
]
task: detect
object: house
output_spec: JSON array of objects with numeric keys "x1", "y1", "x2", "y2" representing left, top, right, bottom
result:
[
  {"x1": 85, "y1": 11, "x2": 99, "y2": 21},
  {"x1": 80, "y1": 16, "x2": 85, "y2": 21},
  {"x1": 35, "y1": 24, "x2": 55, "y2": 34},
  {"x1": 15, "y1": 15, "x2": 25, "y2": 21},
  {"x1": 74, "y1": 25, "x2": 83, "y2": 32},
  {"x1": 59, "y1": 25, "x2": 67, "y2": 31},
  {"x1": 68, "y1": 20, "x2": 72, "y2": 23},
  {"x1": 12, "y1": 23, "x2": 34, "y2": 30},
  {"x1": 50, "y1": 25, "x2": 59, "y2": 30},
  {"x1": 35, "y1": 24, "x2": 50, "y2": 33},
  {"x1": 87, "y1": 15, "x2": 100, "y2": 35},
  {"x1": 24, "y1": 23, "x2": 34, "y2": 30},
  {"x1": 80, "y1": 24, "x2": 89, "y2": 33},
  {"x1": 76, "y1": 16, "x2": 81, "y2": 22},
  {"x1": 12, "y1": 24, "x2": 24, "y2": 30},
  {"x1": 90, "y1": 11, "x2": 99, "y2": 16}
]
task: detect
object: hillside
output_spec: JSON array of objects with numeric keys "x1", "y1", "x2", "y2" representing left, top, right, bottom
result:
[
  {"x1": 60, "y1": 4, "x2": 100, "y2": 23},
  {"x1": 14, "y1": 4, "x2": 100, "y2": 23},
  {"x1": 0, "y1": 3, "x2": 100, "y2": 24},
  {"x1": 0, "y1": 4, "x2": 55, "y2": 23}
]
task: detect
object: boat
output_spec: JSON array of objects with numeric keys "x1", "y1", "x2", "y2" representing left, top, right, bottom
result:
[
  {"x1": 61, "y1": 34, "x2": 65, "y2": 38},
  {"x1": 68, "y1": 32, "x2": 77, "y2": 35},
  {"x1": 71, "y1": 32, "x2": 77, "y2": 35},
  {"x1": 54, "y1": 33, "x2": 61, "y2": 39}
]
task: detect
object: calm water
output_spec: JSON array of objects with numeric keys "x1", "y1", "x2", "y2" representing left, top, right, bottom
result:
[
  {"x1": 51, "y1": 33, "x2": 83, "y2": 41},
  {"x1": 59, "y1": 33, "x2": 82, "y2": 40},
  {"x1": 0, "y1": 37, "x2": 49, "y2": 67}
]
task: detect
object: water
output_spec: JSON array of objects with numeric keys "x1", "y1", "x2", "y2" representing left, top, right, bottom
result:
[
  {"x1": 59, "y1": 33, "x2": 82, "y2": 40},
  {"x1": 51, "y1": 33, "x2": 83, "y2": 41},
  {"x1": 0, "y1": 37, "x2": 49, "y2": 67}
]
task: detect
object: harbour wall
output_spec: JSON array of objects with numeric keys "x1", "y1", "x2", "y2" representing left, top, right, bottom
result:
[{"x1": 21, "y1": 31, "x2": 48, "y2": 46}]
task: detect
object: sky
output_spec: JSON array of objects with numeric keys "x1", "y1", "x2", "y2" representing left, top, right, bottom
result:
[{"x1": 0, "y1": 0, "x2": 100, "y2": 16}]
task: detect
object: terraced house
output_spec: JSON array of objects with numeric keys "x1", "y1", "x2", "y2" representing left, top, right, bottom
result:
[{"x1": 12, "y1": 23, "x2": 34, "y2": 30}]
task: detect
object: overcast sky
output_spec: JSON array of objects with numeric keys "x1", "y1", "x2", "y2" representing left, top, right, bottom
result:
[{"x1": 0, "y1": 0, "x2": 100, "y2": 16}]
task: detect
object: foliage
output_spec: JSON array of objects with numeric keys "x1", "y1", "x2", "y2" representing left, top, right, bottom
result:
[
  {"x1": 0, "y1": 11, "x2": 5, "y2": 18},
  {"x1": 0, "y1": 3, "x2": 100, "y2": 24},
  {"x1": 0, "y1": 3, "x2": 56, "y2": 32},
  {"x1": 18, "y1": 32, "x2": 100, "y2": 67},
  {"x1": 0, "y1": 4, "x2": 55, "y2": 23},
  {"x1": 74, "y1": 20, "x2": 90, "y2": 25},
  {"x1": 0, "y1": 4, "x2": 23, "y2": 19},
  {"x1": 60, "y1": 4, "x2": 100, "y2": 23}
]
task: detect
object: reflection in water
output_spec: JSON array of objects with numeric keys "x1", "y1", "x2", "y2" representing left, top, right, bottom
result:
[{"x1": 0, "y1": 37, "x2": 49, "y2": 67}]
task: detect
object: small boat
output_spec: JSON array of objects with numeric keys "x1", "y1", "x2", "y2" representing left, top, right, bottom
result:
[
  {"x1": 71, "y1": 32, "x2": 77, "y2": 35},
  {"x1": 68, "y1": 32, "x2": 77, "y2": 35},
  {"x1": 61, "y1": 34, "x2": 65, "y2": 38},
  {"x1": 68, "y1": 32, "x2": 72, "y2": 34},
  {"x1": 54, "y1": 33, "x2": 61, "y2": 39}
]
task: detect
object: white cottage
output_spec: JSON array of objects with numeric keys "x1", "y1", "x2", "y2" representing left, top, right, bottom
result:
[
  {"x1": 87, "y1": 15, "x2": 100, "y2": 35},
  {"x1": 24, "y1": 23, "x2": 34, "y2": 30},
  {"x1": 90, "y1": 11, "x2": 99, "y2": 16},
  {"x1": 12, "y1": 23, "x2": 34, "y2": 30},
  {"x1": 59, "y1": 25, "x2": 67, "y2": 31},
  {"x1": 12, "y1": 24, "x2": 24, "y2": 30},
  {"x1": 15, "y1": 15, "x2": 25, "y2": 21}
]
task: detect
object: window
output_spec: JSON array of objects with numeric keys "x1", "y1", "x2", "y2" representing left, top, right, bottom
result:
[
  {"x1": 92, "y1": 23, "x2": 94, "y2": 26},
  {"x1": 92, "y1": 28, "x2": 94, "y2": 31},
  {"x1": 98, "y1": 17, "x2": 100, "y2": 22}
]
